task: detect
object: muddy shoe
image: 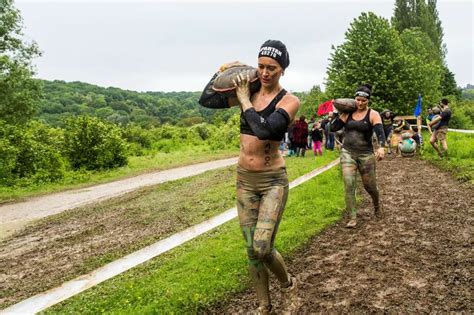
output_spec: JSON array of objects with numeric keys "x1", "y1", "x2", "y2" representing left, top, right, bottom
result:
[
  {"x1": 374, "y1": 204, "x2": 383, "y2": 218},
  {"x1": 255, "y1": 304, "x2": 274, "y2": 315},
  {"x1": 281, "y1": 276, "x2": 300, "y2": 314},
  {"x1": 346, "y1": 219, "x2": 357, "y2": 228}
]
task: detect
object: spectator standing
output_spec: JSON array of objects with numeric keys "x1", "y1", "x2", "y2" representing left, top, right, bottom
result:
[
  {"x1": 311, "y1": 121, "x2": 324, "y2": 157},
  {"x1": 320, "y1": 116, "x2": 329, "y2": 148},
  {"x1": 307, "y1": 116, "x2": 315, "y2": 150},
  {"x1": 293, "y1": 115, "x2": 309, "y2": 157},
  {"x1": 325, "y1": 112, "x2": 335, "y2": 150}
]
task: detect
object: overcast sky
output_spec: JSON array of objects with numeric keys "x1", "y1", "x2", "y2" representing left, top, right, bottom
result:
[{"x1": 15, "y1": 0, "x2": 473, "y2": 92}]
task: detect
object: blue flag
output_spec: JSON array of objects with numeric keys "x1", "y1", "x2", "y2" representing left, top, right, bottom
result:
[{"x1": 414, "y1": 94, "x2": 422, "y2": 116}]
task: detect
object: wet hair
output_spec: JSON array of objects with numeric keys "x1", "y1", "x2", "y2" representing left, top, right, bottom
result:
[
  {"x1": 258, "y1": 40, "x2": 290, "y2": 69},
  {"x1": 412, "y1": 126, "x2": 418, "y2": 132},
  {"x1": 440, "y1": 98, "x2": 449, "y2": 106},
  {"x1": 354, "y1": 83, "x2": 372, "y2": 99},
  {"x1": 299, "y1": 115, "x2": 305, "y2": 121}
]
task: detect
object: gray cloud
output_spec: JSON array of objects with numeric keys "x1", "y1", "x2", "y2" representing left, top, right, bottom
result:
[{"x1": 16, "y1": 1, "x2": 473, "y2": 92}]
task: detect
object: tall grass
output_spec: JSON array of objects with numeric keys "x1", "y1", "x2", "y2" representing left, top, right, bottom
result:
[{"x1": 422, "y1": 131, "x2": 474, "y2": 183}]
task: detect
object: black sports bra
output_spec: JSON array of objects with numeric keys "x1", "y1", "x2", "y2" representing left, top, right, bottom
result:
[{"x1": 240, "y1": 89, "x2": 287, "y2": 140}]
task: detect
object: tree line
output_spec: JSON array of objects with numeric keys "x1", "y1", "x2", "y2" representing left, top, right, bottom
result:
[{"x1": 38, "y1": 80, "x2": 235, "y2": 128}]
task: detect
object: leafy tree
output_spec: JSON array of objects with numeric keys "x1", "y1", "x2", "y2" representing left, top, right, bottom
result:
[
  {"x1": 63, "y1": 116, "x2": 128, "y2": 170},
  {"x1": 326, "y1": 12, "x2": 441, "y2": 114},
  {"x1": 391, "y1": 0, "x2": 458, "y2": 98},
  {"x1": 392, "y1": 0, "x2": 445, "y2": 60},
  {"x1": 0, "y1": 120, "x2": 65, "y2": 185},
  {"x1": 298, "y1": 85, "x2": 328, "y2": 118},
  {"x1": 461, "y1": 88, "x2": 474, "y2": 100},
  {"x1": 399, "y1": 28, "x2": 442, "y2": 106},
  {"x1": 0, "y1": 0, "x2": 42, "y2": 124},
  {"x1": 440, "y1": 66, "x2": 461, "y2": 98}
]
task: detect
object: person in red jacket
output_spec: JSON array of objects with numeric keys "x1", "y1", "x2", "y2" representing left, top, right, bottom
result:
[{"x1": 292, "y1": 115, "x2": 309, "y2": 157}]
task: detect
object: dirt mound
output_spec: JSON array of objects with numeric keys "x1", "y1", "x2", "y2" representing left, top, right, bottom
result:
[{"x1": 209, "y1": 156, "x2": 473, "y2": 313}]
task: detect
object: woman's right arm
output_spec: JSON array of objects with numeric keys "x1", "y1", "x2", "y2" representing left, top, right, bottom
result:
[
  {"x1": 198, "y1": 72, "x2": 239, "y2": 108},
  {"x1": 330, "y1": 113, "x2": 348, "y2": 132}
]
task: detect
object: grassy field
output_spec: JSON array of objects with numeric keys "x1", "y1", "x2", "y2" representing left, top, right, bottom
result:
[
  {"x1": 421, "y1": 131, "x2": 474, "y2": 183},
  {"x1": 0, "y1": 147, "x2": 239, "y2": 203},
  {"x1": 34, "y1": 152, "x2": 344, "y2": 314}
]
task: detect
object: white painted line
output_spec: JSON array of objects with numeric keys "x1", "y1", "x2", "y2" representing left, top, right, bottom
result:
[
  {"x1": 1, "y1": 159, "x2": 340, "y2": 315},
  {"x1": 289, "y1": 159, "x2": 340, "y2": 189},
  {"x1": 421, "y1": 125, "x2": 474, "y2": 134}
]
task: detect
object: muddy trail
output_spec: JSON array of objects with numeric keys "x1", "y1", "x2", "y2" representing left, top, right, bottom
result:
[{"x1": 209, "y1": 156, "x2": 473, "y2": 313}]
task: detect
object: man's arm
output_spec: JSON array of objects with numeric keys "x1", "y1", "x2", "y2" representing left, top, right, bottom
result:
[
  {"x1": 430, "y1": 115, "x2": 442, "y2": 126},
  {"x1": 426, "y1": 118, "x2": 433, "y2": 134}
]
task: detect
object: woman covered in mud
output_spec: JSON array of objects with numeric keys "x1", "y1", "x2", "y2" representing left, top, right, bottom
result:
[
  {"x1": 330, "y1": 84, "x2": 386, "y2": 228},
  {"x1": 198, "y1": 40, "x2": 300, "y2": 314}
]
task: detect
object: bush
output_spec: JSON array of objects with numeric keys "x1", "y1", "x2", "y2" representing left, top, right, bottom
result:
[
  {"x1": 63, "y1": 116, "x2": 128, "y2": 170},
  {"x1": 122, "y1": 124, "x2": 153, "y2": 156},
  {"x1": 0, "y1": 120, "x2": 66, "y2": 186},
  {"x1": 448, "y1": 99, "x2": 474, "y2": 130}
]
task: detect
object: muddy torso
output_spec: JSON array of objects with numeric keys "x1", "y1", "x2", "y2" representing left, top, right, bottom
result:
[
  {"x1": 343, "y1": 109, "x2": 374, "y2": 154},
  {"x1": 239, "y1": 89, "x2": 287, "y2": 171}
]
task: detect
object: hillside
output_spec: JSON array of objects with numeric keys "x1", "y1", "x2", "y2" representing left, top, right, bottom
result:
[{"x1": 36, "y1": 80, "x2": 237, "y2": 127}]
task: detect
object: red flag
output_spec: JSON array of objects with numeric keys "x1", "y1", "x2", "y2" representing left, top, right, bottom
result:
[{"x1": 317, "y1": 100, "x2": 334, "y2": 116}]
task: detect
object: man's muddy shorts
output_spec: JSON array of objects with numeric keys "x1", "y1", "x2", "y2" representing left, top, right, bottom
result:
[{"x1": 434, "y1": 126, "x2": 448, "y2": 141}]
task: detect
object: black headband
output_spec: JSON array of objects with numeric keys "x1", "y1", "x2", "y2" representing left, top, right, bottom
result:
[{"x1": 258, "y1": 40, "x2": 290, "y2": 69}]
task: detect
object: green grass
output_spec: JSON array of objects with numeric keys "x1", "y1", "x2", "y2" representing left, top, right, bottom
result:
[
  {"x1": 1, "y1": 151, "x2": 338, "y2": 309},
  {"x1": 43, "y1": 151, "x2": 344, "y2": 314},
  {"x1": 0, "y1": 147, "x2": 239, "y2": 203},
  {"x1": 421, "y1": 131, "x2": 474, "y2": 183}
]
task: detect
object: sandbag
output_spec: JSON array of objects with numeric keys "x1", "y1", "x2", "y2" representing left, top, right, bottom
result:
[
  {"x1": 212, "y1": 66, "x2": 260, "y2": 97},
  {"x1": 399, "y1": 138, "x2": 417, "y2": 157},
  {"x1": 333, "y1": 98, "x2": 356, "y2": 113},
  {"x1": 431, "y1": 114, "x2": 440, "y2": 130}
]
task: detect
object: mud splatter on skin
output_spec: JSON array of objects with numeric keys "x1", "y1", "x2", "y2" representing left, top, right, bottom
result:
[{"x1": 209, "y1": 156, "x2": 473, "y2": 313}]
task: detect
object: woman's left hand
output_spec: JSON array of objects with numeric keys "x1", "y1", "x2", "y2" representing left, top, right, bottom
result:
[
  {"x1": 232, "y1": 71, "x2": 252, "y2": 110},
  {"x1": 375, "y1": 147, "x2": 385, "y2": 161}
]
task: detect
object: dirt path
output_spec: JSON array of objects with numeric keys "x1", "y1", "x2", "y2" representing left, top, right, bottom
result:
[
  {"x1": 0, "y1": 157, "x2": 237, "y2": 240},
  {"x1": 210, "y1": 156, "x2": 473, "y2": 313}
]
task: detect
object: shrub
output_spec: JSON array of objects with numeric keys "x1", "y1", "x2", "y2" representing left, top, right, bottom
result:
[
  {"x1": 122, "y1": 124, "x2": 153, "y2": 156},
  {"x1": 0, "y1": 120, "x2": 66, "y2": 186},
  {"x1": 63, "y1": 116, "x2": 128, "y2": 170}
]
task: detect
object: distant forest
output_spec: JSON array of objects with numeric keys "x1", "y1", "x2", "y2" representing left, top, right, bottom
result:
[{"x1": 36, "y1": 80, "x2": 237, "y2": 127}]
